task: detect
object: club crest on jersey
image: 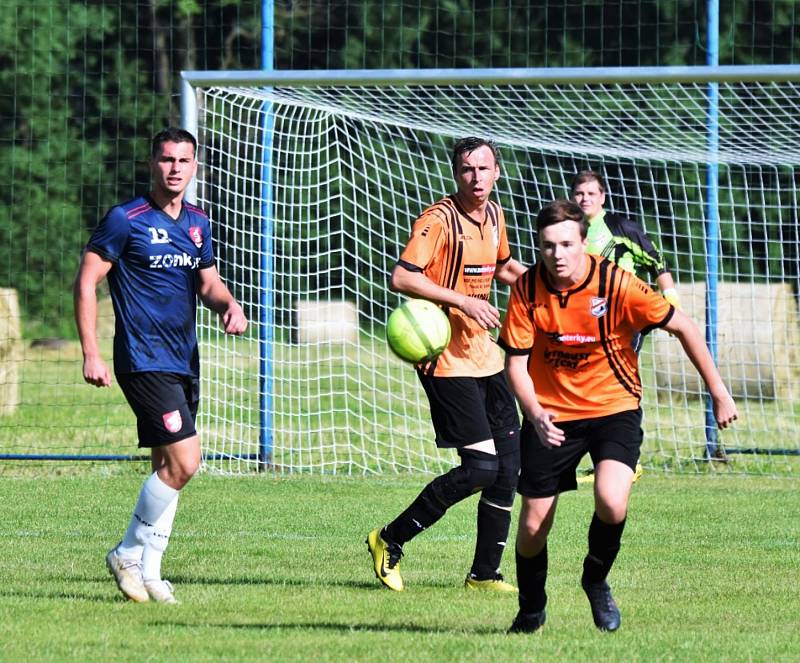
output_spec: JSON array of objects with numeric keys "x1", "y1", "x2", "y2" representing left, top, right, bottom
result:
[
  {"x1": 188, "y1": 226, "x2": 203, "y2": 248},
  {"x1": 162, "y1": 410, "x2": 183, "y2": 433},
  {"x1": 590, "y1": 297, "x2": 608, "y2": 317}
]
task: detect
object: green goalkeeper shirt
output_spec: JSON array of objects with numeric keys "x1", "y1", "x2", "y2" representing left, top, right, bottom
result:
[{"x1": 586, "y1": 209, "x2": 669, "y2": 281}]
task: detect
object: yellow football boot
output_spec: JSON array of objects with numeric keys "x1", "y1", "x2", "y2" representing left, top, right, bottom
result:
[
  {"x1": 464, "y1": 574, "x2": 518, "y2": 593},
  {"x1": 366, "y1": 528, "x2": 404, "y2": 591}
]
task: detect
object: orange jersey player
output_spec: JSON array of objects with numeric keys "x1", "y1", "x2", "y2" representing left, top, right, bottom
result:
[
  {"x1": 397, "y1": 194, "x2": 513, "y2": 376},
  {"x1": 499, "y1": 199, "x2": 737, "y2": 635},
  {"x1": 365, "y1": 137, "x2": 526, "y2": 594},
  {"x1": 500, "y1": 253, "x2": 671, "y2": 421}
]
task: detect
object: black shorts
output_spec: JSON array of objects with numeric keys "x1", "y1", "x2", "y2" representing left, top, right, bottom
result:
[
  {"x1": 116, "y1": 372, "x2": 199, "y2": 448},
  {"x1": 416, "y1": 370, "x2": 520, "y2": 449},
  {"x1": 517, "y1": 408, "x2": 643, "y2": 498}
]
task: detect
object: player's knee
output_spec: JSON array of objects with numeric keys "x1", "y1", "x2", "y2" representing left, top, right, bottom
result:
[
  {"x1": 594, "y1": 483, "x2": 631, "y2": 523},
  {"x1": 517, "y1": 512, "x2": 550, "y2": 547},
  {"x1": 481, "y1": 459, "x2": 519, "y2": 509},
  {"x1": 459, "y1": 448, "x2": 499, "y2": 492},
  {"x1": 480, "y1": 433, "x2": 520, "y2": 508},
  {"x1": 429, "y1": 449, "x2": 498, "y2": 507},
  {"x1": 594, "y1": 500, "x2": 627, "y2": 524},
  {"x1": 518, "y1": 498, "x2": 555, "y2": 544},
  {"x1": 160, "y1": 458, "x2": 200, "y2": 489}
]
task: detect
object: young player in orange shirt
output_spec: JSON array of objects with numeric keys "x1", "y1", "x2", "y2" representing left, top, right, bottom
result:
[
  {"x1": 366, "y1": 137, "x2": 527, "y2": 592},
  {"x1": 499, "y1": 199, "x2": 737, "y2": 633}
]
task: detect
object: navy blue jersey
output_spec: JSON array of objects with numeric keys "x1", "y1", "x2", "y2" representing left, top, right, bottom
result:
[{"x1": 86, "y1": 195, "x2": 215, "y2": 376}]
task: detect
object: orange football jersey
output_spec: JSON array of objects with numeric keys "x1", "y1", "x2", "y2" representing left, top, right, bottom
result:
[
  {"x1": 499, "y1": 255, "x2": 674, "y2": 420},
  {"x1": 397, "y1": 195, "x2": 513, "y2": 377}
]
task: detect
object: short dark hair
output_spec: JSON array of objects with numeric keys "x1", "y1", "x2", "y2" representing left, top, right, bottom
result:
[
  {"x1": 570, "y1": 170, "x2": 606, "y2": 195},
  {"x1": 536, "y1": 199, "x2": 588, "y2": 239},
  {"x1": 451, "y1": 137, "x2": 500, "y2": 173},
  {"x1": 151, "y1": 127, "x2": 197, "y2": 158}
]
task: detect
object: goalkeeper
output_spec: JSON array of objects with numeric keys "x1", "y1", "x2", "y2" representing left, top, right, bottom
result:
[
  {"x1": 571, "y1": 170, "x2": 678, "y2": 483},
  {"x1": 571, "y1": 170, "x2": 680, "y2": 340}
]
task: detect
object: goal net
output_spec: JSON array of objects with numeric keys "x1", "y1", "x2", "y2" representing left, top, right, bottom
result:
[{"x1": 182, "y1": 67, "x2": 800, "y2": 476}]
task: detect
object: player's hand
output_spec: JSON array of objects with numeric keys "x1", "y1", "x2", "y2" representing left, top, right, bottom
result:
[
  {"x1": 459, "y1": 296, "x2": 501, "y2": 330},
  {"x1": 712, "y1": 390, "x2": 738, "y2": 429},
  {"x1": 82, "y1": 356, "x2": 112, "y2": 387},
  {"x1": 529, "y1": 408, "x2": 565, "y2": 448},
  {"x1": 222, "y1": 301, "x2": 248, "y2": 335}
]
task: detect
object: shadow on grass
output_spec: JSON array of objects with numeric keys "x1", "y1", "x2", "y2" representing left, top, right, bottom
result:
[
  {"x1": 19, "y1": 572, "x2": 460, "y2": 595},
  {"x1": 154, "y1": 573, "x2": 459, "y2": 590},
  {"x1": 150, "y1": 619, "x2": 504, "y2": 636},
  {"x1": 0, "y1": 588, "x2": 117, "y2": 603}
]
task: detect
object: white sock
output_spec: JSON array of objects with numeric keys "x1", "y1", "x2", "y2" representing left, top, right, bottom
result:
[
  {"x1": 117, "y1": 472, "x2": 179, "y2": 561},
  {"x1": 142, "y1": 492, "x2": 179, "y2": 581}
]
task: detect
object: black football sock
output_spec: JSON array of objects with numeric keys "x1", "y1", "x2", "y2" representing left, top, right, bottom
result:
[
  {"x1": 516, "y1": 545, "x2": 548, "y2": 614},
  {"x1": 469, "y1": 499, "x2": 512, "y2": 579},
  {"x1": 382, "y1": 481, "x2": 449, "y2": 546},
  {"x1": 582, "y1": 513, "x2": 626, "y2": 584}
]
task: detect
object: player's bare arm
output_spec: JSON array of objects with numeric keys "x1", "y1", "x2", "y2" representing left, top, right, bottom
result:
[
  {"x1": 505, "y1": 353, "x2": 565, "y2": 447},
  {"x1": 73, "y1": 250, "x2": 113, "y2": 387},
  {"x1": 663, "y1": 309, "x2": 738, "y2": 428},
  {"x1": 197, "y1": 266, "x2": 248, "y2": 335},
  {"x1": 494, "y1": 258, "x2": 527, "y2": 285},
  {"x1": 390, "y1": 263, "x2": 500, "y2": 330}
]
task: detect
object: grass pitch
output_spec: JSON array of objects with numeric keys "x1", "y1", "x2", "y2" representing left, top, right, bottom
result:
[{"x1": 0, "y1": 471, "x2": 798, "y2": 661}]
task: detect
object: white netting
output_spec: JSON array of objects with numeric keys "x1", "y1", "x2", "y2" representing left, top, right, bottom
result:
[{"x1": 192, "y1": 78, "x2": 800, "y2": 475}]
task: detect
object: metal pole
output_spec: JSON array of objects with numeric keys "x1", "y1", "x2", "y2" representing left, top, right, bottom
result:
[
  {"x1": 704, "y1": 0, "x2": 721, "y2": 458},
  {"x1": 259, "y1": 0, "x2": 275, "y2": 469}
]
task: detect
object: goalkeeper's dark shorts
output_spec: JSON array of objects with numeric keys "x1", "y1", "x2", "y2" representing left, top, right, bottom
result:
[
  {"x1": 416, "y1": 370, "x2": 520, "y2": 449},
  {"x1": 117, "y1": 371, "x2": 199, "y2": 448},
  {"x1": 517, "y1": 408, "x2": 643, "y2": 498}
]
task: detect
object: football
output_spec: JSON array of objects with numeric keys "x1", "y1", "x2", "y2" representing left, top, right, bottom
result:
[{"x1": 386, "y1": 299, "x2": 451, "y2": 363}]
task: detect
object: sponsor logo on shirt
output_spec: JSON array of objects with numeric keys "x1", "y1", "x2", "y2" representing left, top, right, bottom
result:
[
  {"x1": 149, "y1": 253, "x2": 202, "y2": 270},
  {"x1": 464, "y1": 264, "x2": 495, "y2": 276},
  {"x1": 543, "y1": 348, "x2": 591, "y2": 370},
  {"x1": 550, "y1": 332, "x2": 597, "y2": 345},
  {"x1": 162, "y1": 410, "x2": 183, "y2": 433},
  {"x1": 590, "y1": 297, "x2": 608, "y2": 317}
]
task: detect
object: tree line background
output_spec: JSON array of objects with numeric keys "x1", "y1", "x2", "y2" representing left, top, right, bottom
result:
[{"x1": 1, "y1": 0, "x2": 799, "y2": 338}]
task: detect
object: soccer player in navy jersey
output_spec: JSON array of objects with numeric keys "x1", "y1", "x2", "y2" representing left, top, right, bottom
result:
[{"x1": 74, "y1": 127, "x2": 247, "y2": 603}]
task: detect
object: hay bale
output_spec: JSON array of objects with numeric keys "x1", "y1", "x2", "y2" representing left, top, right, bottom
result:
[
  {"x1": 295, "y1": 300, "x2": 359, "y2": 344},
  {"x1": 651, "y1": 282, "x2": 800, "y2": 399},
  {"x1": 0, "y1": 288, "x2": 22, "y2": 415}
]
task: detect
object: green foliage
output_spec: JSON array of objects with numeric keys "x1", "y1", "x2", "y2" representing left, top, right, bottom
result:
[
  {"x1": 0, "y1": 1, "x2": 263, "y2": 338},
  {"x1": 276, "y1": 0, "x2": 800, "y2": 70},
  {"x1": 3, "y1": 1, "x2": 800, "y2": 337},
  {"x1": 0, "y1": 3, "x2": 111, "y2": 337}
]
